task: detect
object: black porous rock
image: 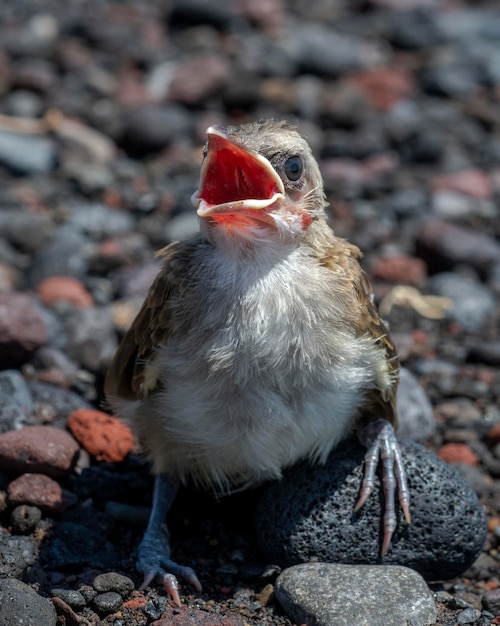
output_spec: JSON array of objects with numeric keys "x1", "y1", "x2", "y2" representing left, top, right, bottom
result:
[{"x1": 255, "y1": 438, "x2": 486, "y2": 581}]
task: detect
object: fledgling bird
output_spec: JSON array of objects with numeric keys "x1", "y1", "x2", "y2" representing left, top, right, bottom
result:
[{"x1": 105, "y1": 119, "x2": 410, "y2": 605}]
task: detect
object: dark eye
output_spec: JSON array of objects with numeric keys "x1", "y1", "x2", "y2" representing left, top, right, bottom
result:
[{"x1": 284, "y1": 156, "x2": 304, "y2": 182}]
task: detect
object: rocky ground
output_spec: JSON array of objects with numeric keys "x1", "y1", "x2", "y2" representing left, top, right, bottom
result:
[{"x1": 0, "y1": 0, "x2": 500, "y2": 624}]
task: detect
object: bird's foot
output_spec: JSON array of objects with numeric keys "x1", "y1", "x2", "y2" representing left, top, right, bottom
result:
[
  {"x1": 355, "y1": 418, "x2": 411, "y2": 556},
  {"x1": 137, "y1": 526, "x2": 202, "y2": 606}
]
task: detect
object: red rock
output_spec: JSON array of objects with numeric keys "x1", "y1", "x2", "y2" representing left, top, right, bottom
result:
[
  {"x1": 37, "y1": 276, "x2": 93, "y2": 309},
  {"x1": 371, "y1": 254, "x2": 427, "y2": 284},
  {"x1": 438, "y1": 443, "x2": 479, "y2": 466},
  {"x1": 349, "y1": 68, "x2": 414, "y2": 111},
  {"x1": 8, "y1": 473, "x2": 76, "y2": 515},
  {"x1": 0, "y1": 293, "x2": 47, "y2": 366},
  {"x1": 67, "y1": 409, "x2": 133, "y2": 463},
  {"x1": 0, "y1": 426, "x2": 79, "y2": 477},
  {"x1": 431, "y1": 169, "x2": 493, "y2": 200}
]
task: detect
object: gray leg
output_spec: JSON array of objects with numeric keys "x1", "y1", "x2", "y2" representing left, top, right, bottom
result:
[
  {"x1": 355, "y1": 419, "x2": 411, "y2": 556},
  {"x1": 137, "y1": 474, "x2": 202, "y2": 605}
]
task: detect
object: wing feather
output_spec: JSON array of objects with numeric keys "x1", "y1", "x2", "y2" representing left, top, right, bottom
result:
[
  {"x1": 104, "y1": 238, "x2": 199, "y2": 402},
  {"x1": 319, "y1": 238, "x2": 399, "y2": 426}
]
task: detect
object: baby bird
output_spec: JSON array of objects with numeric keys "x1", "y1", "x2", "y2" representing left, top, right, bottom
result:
[{"x1": 105, "y1": 119, "x2": 410, "y2": 605}]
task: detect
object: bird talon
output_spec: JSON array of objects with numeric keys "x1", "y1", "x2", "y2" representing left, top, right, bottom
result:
[
  {"x1": 157, "y1": 572, "x2": 182, "y2": 607},
  {"x1": 357, "y1": 419, "x2": 411, "y2": 555}
]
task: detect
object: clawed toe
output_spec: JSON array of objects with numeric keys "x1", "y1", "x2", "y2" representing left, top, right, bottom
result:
[{"x1": 356, "y1": 419, "x2": 411, "y2": 555}]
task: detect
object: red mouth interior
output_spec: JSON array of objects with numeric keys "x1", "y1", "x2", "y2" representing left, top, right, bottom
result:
[{"x1": 199, "y1": 139, "x2": 279, "y2": 206}]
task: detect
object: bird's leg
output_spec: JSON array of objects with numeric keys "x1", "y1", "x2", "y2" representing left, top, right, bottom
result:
[
  {"x1": 137, "y1": 474, "x2": 202, "y2": 605},
  {"x1": 354, "y1": 419, "x2": 411, "y2": 556}
]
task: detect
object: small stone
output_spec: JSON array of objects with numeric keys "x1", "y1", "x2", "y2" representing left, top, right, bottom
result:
[
  {"x1": 68, "y1": 409, "x2": 133, "y2": 463},
  {"x1": 482, "y1": 588, "x2": 500, "y2": 615},
  {"x1": 349, "y1": 68, "x2": 414, "y2": 111},
  {"x1": 429, "y1": 272, "x2": 496, "y2": 333},
  {"x1": 29, "y1": 228, "x2": 90, "y2": 286},
  {"x1": 255, "y1": 583, "x2": 275, "y2": 607},
  {"x1": 61, "y1": 305, "x2": 117, "y2": 372},
  {"x1": 0, "y1": 370, "x2": 33, "y2": 412},
  {"x1": 92, "y1": 572, "x2": 134, "y2": 598},
  {"x1": 27, "y1": 380, "x2": 92, "y2": 427},
  {"x1": 487, "y1": 423, "x2": 500, "y2": 446},
  {"x1": 417, "y1": 218, "x2": 500, "y2": 276},
  {"x1": 0, "y1": 578, "x2": 57, "y2": 626},
  {"x1": 0, "y1": 293, "x2": 47, "y2": 366},
  {"x1": 396, "y1": 367, "x2": 436, "y2": 441},
  {"x1": 0, "y1": 426, "x2": 79, "y2": 477},
  {"x1": 256, "y1": 438, "x2": 486, "y2": 581},
  {"x1": 275, "y1": 564, "x2": 436, "y2": 626},
  {"x1": 37, "y1": 277, "x2": 93, "y2": 309},
  {"x1": 8, "y1": 473, "x2": 77, "y2": 515},
  {"x1": 168, "y1": 56, "x2": 230, "y2": 106},
  {"x1": 92, "y1": 591, "x2": 123, "y2": 614},
  {"x1": 10, "y1": 505, "x2": 42, "y2": 534},
  {"x1": 0, "y1": 131, "x2": 57, "y2": 175},
  {"x1": 438, "y1": 443, "x2": 480, "y2": 466},
  {"x1": 290, "y1": 24, "x2": 386, "y2": 76},
  {"x1": 432, "y1": 169, "x2": 493, "y2": 200},
  {"x1": 456, "y1": 607, "x2": 481, "y2": 624},
  {"x1": 50, "y1": 588, "x2": 86, "y2": 611},
  {"x1": 371, "y1": 254, "x2": 427, "y2": 284},
  {"x1": 0, "y1": 529, "x2": 38, "y2": 578},
  {"x1": 121, "y1": 104, "x2": 192, "y2": 157},
  {"x1": 65, "y1": 203, "x2": 134, "y2": 240}
]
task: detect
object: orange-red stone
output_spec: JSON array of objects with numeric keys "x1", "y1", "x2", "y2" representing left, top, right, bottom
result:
[
  {"x1": 438, "y1": 443, "x2": 479, "y2": 466},
  {"x1": 67, "y1": 409, "x2": 133, "y2": 463},
  {"x1": 37, "y1": 276, "x2": 93, "y2": 309}
]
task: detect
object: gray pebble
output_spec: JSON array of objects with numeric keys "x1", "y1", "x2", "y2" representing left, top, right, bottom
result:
[
  {"x1": 66, "y1": 203, "x2": 134, "y2": 240},
  {"x1": 456, "y1": 607, "x2": 481, "y2": 624},
  {"x1": 396, "y1": 367, "x2": 435, "y2": 441},
  {"x1": 92, "y1": 591, "x2": 123, "y2": 614},
  {"x1": 28, "y1": 379, "x2": 92, "y2": 426},
  {"x1": 288, "y1": 24, "x2": 385, "y2": 76},
  {"x1": 482, "y1": 587, "x2": 500, "y2": 614},
  {"x1": 0, "y1": 131, "x2": 57, "y2": 175},
  {"x1": 0, "y1": 577, "x2": 56, "y2": 626},
  {"x1": 429, "y1": 272, "x2": 496, "y2": 332},
  {"x1": 141, "y1": 596, "x2": 169, "y2": 620},
  {"x1": 50, "y1": 588, "x2": 86, "y2": 610},
  {"x1": 256, "y1": 438, "x2": 486, "y2": 581},
  {"x1": 0, "y1": 528, "x2": 38, "y2": 578},
  {"x1": 61, "y1": 305, "x2": 117, "y2": 372},
  {"x1": 92, "y1": 572, "x2": 134, "y2": 598},
  {"x1": 121, "y1": 104, "x2": 192, "y2": 157},
  {"x1": 0, "y1": 370, "x2": 33, "y2": 413},
  {"x1": 275, "y1": 563, "x2": 436, "y2": 626},
  {"x1": 10, "y1": 505, "x2": 42, "y2": 534},
  {"x1": 164, "y1": 211, "x2": 200, "y2": 242},
  {"x1": 417, "y1": 218, "x2": 500, "y2": 277},
  {"x1": 29, "y1": 228, "x2": 90, "y2": 286}
]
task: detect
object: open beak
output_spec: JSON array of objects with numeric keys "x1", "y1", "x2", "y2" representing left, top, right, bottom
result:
[{"x1": 192, "y1": 126, "x2": 284, "y2": 221}]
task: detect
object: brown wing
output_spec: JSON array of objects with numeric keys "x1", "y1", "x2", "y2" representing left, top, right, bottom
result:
[
  {"x1": 319, "y1": 239, "x2": 399, "y2": 427},
  {"x1": 104, "y1": 238, "x2": 199, "y2": 402}
]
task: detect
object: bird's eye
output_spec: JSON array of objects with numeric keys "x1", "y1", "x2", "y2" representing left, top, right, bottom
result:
[{"x1": 284, "y1": 156, "x2": 304, "y2": 182}]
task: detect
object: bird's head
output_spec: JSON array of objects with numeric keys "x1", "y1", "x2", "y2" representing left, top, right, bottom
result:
[{"x1": 191, "y1": 120, "x2": 327, "y2": 246}]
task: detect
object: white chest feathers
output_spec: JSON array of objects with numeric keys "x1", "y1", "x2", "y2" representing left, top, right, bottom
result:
[{"x1": 129, "y1": 244, "x2": 386, "y2": 490}]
